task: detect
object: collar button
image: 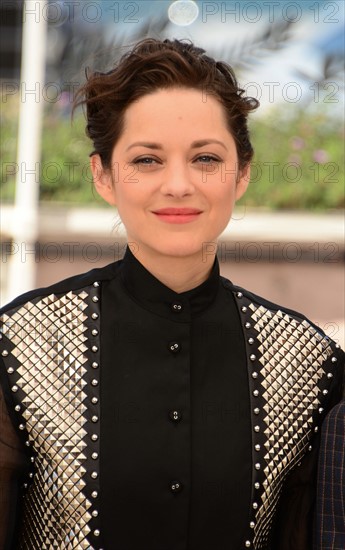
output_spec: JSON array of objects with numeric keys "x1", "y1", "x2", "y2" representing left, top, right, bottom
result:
[{"x1": 171, "y1": 301, "x2": 183, "y2": 313}]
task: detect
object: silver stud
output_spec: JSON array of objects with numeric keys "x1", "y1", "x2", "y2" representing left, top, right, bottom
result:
[
  {"x1": 245, "y1": 542, "x2": 251, "y2": 548},
  {"x1": 322, "y1": 389, "x2": 328, "y2": 395},
  {"x1": 91, "y1": 379, "x2": 98, "y2": 386},
  {"x1": 331, "y1": 357, "x2": 337, "y2": 363},
  {"x1": 252, "y1": 372, "x2": 258, "y2": 379},
  {"x1": 93, "y1": 281, "x2": 100, "y2": 287},
  {"x1": 1, "y1": 350, "x2": 9, "y2": 357},
  {"x1": 19, "y1": 424, "x2": 25, "y2": 430},
  {"x1": 15, "y1": 405, "x2": 21, "y2": 412},
  {"x1": 92, "y1": 362, "x2": 99, "y2": 369},
  {"x1": 92, "y1": 329, "x2": 99, "y2": 336},
  {"x1": 250, "y1": 521, "x2": 255, "y2": 528},
  {"x1": 92, "y1": 452, "x2": 99, "y2": 460},
  {"x1": 254, "y1": 408, "x2": 260, "y2": 415},
  {"x1": 335, "y1": 343, "x2": 340, "y2": 348},
  {"x1": 319, "y1": 407, "x2": 324, "y2": 414},
  {"x1": 255, "y1": 463, "x2": 261, "y2": 470},
  {"x1": 92, "y1": 510, "x2": 99, "y2": 517},
  {"x1": 92, "y1": 415, "x2": 99, "y2": 423},
  {"x1": 25, "y1": 441, "x2": 30, "y2": 447},
  {"x1": 254, "y1": 482, "x2": 260, "y2": 489},
  {"x1": 91, "y1": 397, "x2": 98, "y2": 404},
  {"x1": 91, "y1": 491, "x2": 98, "y2": 498},
  {"x1": 253, "y1": 390, "x2": 259, "y2": 397},
  {"x1": 308, "y1": 445, "x2": 312, "y2": 451},
  {"x1": 92, "y1": 346, "x2": 98, "y2": 353},
  {"x1": 23, "y1": 483, "x2": 28, "y2": 489},
  {"x1": 30, "y1": 456, "x2": 35, "y2": 463},
  {"x1": 314, "y1": 426, "x2": 318, "y2": 433},
  {"x1": 253, "y1": 502, "x2": 258, "y2": 509},
  {"x1": 91, "y1": 434, "x2": 98, "y2": 441},
  {"x1": 236, "y1": 292, "x2": 243, "y2": 298},
  {"x1": 250, "y1": 354, "x2": 256, "y2": 361},
  {"x1": 254, "y1": 425, "x2": 260, "y2": 432},
  {"x1": 255, "y1": 444, "x2": 260, "y2": 451},
  {"x1": 245, "y1": 322, "x2": 251, "y2": 329},
  {"x1": 7, "y1": 367, "x2": 14, "y2": 374},
  {"x1": 92, "y1": 296, "x2": 99, "y2": 303},
  {"x1": 91, "y1": 471, "x2": 98, "y2": 479},
  {"x1": 11, "y1": 385, "x2": 18, "y2": 393},
  {"x1": 29, "y1": 472, "x2": 34, "y2": 478},
  {"x1": 248, "y1": 338, "x2": 254, "y2": 344},
  {"x1": 241, "y1": 306, "x2": 247, "y2": 313},
  {"x1": 94, "y1": 529, "x2": 100, "y2": 536},
  {"x1": 92, "y1": 313, "x2": 99, "y2": 320},
  {"x1": 327, "y1": 372, "x2": 333, "y2": 379}
]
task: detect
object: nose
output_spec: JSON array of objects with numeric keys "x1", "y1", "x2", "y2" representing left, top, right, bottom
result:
[{"x1": 160, "y1": 161, "x2": 195, "y2": 198}]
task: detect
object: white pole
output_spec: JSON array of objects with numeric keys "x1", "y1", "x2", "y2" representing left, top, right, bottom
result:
[{"x1": 6, "y1": 0, "x2": 48, "y2": 302}]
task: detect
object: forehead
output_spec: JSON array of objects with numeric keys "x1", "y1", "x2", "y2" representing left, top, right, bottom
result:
[
  {"x1": 126, "y1": 88, "x2": 227, "y2": 125},
  {"x1": 119, "y1": 87, "x2": 233, "y2": 145}
]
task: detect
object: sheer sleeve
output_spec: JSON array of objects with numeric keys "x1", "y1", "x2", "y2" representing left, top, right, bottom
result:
[{"x1": 0, "y1": 382, "x2": 28, "y2": 549}]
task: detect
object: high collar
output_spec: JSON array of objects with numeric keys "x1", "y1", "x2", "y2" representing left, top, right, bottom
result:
[{"x1": 119, "y1": 247, "x2": 220, "y2": 321}]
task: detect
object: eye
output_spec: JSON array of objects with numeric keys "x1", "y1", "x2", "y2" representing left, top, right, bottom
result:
[
  {"x1": 132, "y1": 157, "x2": 159, "y2": 165},
  {"x1": 194, "y1": 155, "x2": 221, "y2": 164}
]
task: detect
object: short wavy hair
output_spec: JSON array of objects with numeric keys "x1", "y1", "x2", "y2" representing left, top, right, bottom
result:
[{"x1": 74, "y1": 38, "x2": 259, "y2": 171}]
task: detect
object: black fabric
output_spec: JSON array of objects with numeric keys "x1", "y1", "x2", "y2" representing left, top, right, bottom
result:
[
  {"x1": 0, "y1": 246, "x2": 344, "y2": 549},
  {"x1": 100, "y1": 247, "x2": 252, "y2": 549}
]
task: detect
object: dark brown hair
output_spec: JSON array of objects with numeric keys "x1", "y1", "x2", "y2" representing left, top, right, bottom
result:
[{"x1": 74, "y1": 38, "x2": 259, "y2": 171}]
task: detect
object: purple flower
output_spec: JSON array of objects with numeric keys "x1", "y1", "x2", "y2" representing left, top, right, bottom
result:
[
  {"x1": 291, "y1": 136, "x2": 305, "y2": 150},
  {"x1": 313, "y1": 150, "x2": 330, "y2": 164}
]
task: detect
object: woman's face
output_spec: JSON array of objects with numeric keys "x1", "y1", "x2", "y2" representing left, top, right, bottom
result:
[{"x1": 91, "y1": 87, "x2": 249, "y2": 263}]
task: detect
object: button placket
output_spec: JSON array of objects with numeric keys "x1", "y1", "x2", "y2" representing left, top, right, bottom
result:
[{"x1": 165, "y1": 315, "x2": 187, "y2": 502}]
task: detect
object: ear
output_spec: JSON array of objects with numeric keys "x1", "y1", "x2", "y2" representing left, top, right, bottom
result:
[
  {"x1": 235, "y1": 163, "x2": 250, "y2": 201},
  {"x1": 90, "y1": 154, "x2": 116, "y2": 206}
]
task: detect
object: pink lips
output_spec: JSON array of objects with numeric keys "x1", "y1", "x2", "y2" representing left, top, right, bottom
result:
[{"x1": 152, "y1": 208, "x2": 202, "y2": 224}]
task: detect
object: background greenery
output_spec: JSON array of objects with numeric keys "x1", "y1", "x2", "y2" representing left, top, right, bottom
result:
[{"x1": 1, "y1": 93, "x2": 343, "y2": 210}]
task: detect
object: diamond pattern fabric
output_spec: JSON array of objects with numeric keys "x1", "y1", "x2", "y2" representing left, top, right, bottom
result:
[
  {"x1": 248, "y1": 304, "x2": 332, "y2": 548},
  {"x1": 1, "y1": 291, "x2": 93, "y2": 549}
]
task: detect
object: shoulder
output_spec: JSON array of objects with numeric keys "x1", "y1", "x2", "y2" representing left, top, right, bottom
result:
[
  {"x1": 220, "y1": 275, "x2": 345, "y2": 372},
  {"x1": 221, "y1": 274, "x2": 330, "y2": 335},
  {"x1": 0, "y1": 259, "x2": 123, "y2": 316}
]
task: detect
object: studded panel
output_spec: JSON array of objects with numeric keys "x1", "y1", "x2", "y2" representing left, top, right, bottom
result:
[
  {"x1": 0, "y1": 290, "x2": 97, "y2": 549},
  {"x1": 248, "y1": 304, "x2": 333, "y2": 548}
]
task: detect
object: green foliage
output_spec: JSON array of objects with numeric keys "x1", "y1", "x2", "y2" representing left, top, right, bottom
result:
[
  {"x1": 240, "y1": 106, "x2": 344, "y2": 210},
  {"x1": 1, "y1": 94, "x2": 343, "y2": 210}
]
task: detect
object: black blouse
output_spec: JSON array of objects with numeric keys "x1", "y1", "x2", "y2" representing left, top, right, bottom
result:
[
  {"x1": 100, "y1": 247, "x2": 252, "y2": 549},
  {"x1": 0, "y1": 246, "x2": 343, "y2": 549}
]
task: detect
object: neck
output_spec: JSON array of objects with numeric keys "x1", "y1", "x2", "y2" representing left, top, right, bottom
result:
[{"x1": 128, "y1": 246, "x2": 216, "y2": 293}]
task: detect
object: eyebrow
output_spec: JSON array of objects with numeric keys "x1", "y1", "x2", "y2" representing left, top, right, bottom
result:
[{"x1": 125, "y1": 139, "x2": 228, "y2": 152}]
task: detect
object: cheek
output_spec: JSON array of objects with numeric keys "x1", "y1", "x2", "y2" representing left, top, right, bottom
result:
[{"x1": 114, "y1": 185, "x2": 147, "y2": 218}]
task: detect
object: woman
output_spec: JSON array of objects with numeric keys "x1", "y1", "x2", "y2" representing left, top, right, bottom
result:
[{"x1": 0, "y1": 38, "x2": 343, "y2": 550}]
